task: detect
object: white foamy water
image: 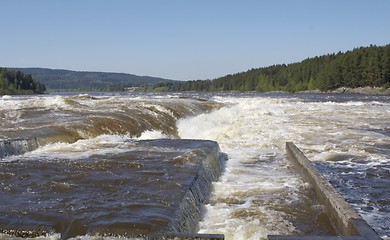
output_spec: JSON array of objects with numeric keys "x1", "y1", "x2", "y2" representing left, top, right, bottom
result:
[
  {"x1": 1, "y1": 92, "x2": 389, "y2": 239},
  {"x1": 177, "y1": 93, "x2": 390, "y2": 239},
  {"x1": 3, "y1": 134, "x2": 133, "y2": 162}
]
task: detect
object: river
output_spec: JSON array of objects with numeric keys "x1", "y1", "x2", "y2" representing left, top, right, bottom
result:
[{"x1": 0, "y1": 92, "x2": 389, "y2": 239}]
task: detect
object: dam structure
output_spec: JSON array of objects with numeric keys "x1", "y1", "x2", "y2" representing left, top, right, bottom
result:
[
  {"x1": 0, "y1": 138, "x2": 226, "y2": 239},
  {"x1": 1, "y1": 92, "x2": 389, "y2": 239},
  {"x1": 1, "y1": 139, "x2": 382, "y2": 240},
  {"x1": 268, "y1": 143, "x2": 382, "y2": 240}
]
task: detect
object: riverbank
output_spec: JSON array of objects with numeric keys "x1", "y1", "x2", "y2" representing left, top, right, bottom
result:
[
  {"x1": 331, "y1": 87, "x2": 390, "y2": 95},
  {"x1": 299, "y1": 87, "x2": 390, "y2": 95}
]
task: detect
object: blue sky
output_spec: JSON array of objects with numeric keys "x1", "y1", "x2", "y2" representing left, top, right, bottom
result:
[{"x1": 1, "y1": 0, "x2": 390, "y2": 80}]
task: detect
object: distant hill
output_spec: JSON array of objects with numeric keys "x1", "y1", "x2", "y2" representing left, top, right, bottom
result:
[{"x1": 12, "y1": 68, "x2": 176, "y2": 91}]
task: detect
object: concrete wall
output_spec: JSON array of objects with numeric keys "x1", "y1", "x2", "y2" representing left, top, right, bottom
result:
[{"x1": 268, "y1": 142, "x2": 381, "y2": 240}]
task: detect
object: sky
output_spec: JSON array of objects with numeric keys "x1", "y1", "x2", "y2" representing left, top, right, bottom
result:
[{"x1": 1, "y1": 0, "x2": 390, "y2": 80}]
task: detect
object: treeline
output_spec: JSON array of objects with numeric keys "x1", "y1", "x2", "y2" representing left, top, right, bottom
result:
[
  {"x1": 0, "y1": 68, "x2": 46, "y2": 95},
  {"x1": 149, "y1": 44, "x2": 390, "y2": 92}
]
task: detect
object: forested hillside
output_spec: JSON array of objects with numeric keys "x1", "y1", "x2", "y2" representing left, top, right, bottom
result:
[
  {"x1": 153, "y1": 44, "x2": 390, "y2": 92},
  {"x1": 8, "y1": 44, "x2": 390, "y2": 93},
  {"x1": 0, "y1": 68, "x2": 46, "y2": 95},
  {"x1": 12, "y1": 68, "x2": 176, "y2": 91}
]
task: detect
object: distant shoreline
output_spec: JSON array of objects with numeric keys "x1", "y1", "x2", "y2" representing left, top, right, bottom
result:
[
  {"x1": 298, "y1": 87, "x2": 390, "y2": 96},
  {"x1": 2, "y1": 86, "x2": 389, "y2": 96},
  {"x1": 317, "y1": 87, "x2": 390, "y2": 96}
]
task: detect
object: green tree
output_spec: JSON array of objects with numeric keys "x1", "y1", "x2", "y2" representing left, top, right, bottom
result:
[
  {"x1": 0, "y1": 68, "x2": 46, "y2": 95},
  {"x1": 150, "y1": 44, "x2": 390, "y2": 93},
  {"x1": 382, "y1": 45, "x2": 390, "y2": 86}
]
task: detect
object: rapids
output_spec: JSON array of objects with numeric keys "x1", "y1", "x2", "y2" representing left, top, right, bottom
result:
[
  {"x1": 0, "y1": 92, "x2": 389, "y2": 239},
  {"x1": 177, "y1": 93, "x2": 390, "y2": 239},
  {"x1": 0, "y1": 93, "x2": 221, "y2": 146}
]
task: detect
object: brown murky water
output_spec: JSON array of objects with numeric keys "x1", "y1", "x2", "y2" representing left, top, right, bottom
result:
[
  {"x1": 0, "y1": 138, "x2": 225, "y2": 239},
  {"x1": 1, "y1": 92, "x2": 389, "y2": 239}
]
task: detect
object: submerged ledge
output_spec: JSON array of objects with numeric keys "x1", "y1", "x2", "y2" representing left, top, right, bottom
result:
[
  {"x1": 0, "y1": 139, "x2": 227, "y2": 239},
  {"x1": 0, "y1": 138, "x2": 39, "y2": 159}
]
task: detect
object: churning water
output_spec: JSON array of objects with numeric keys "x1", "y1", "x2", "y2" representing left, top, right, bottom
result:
[{"x1": 0, "y1": 92, "x2": 389, "y2": 239}]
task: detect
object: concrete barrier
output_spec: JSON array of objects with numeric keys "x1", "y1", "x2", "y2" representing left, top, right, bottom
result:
[{"x1": 268, "y1": 142, "x2": 382, "y2": 240}]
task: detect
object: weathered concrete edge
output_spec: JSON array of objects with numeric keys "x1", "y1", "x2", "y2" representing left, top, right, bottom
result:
[
  {"x1": 165, "y1": 141, "x2": 227, "y2": 236},
  {"x1": 268, "y1": 142, "x2": 382, "y2": 240}
]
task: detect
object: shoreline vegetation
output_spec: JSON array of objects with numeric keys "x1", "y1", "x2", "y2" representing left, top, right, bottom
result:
[
  {"x1": 143, "y1": 44, "x2": 390, "y2": 94},
  {"x1": 2, "y1": 43, "x2": 389, "y2": 96},
  {"x1": 0, "y1": 68, "x2": 46, "y2": 95}
]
